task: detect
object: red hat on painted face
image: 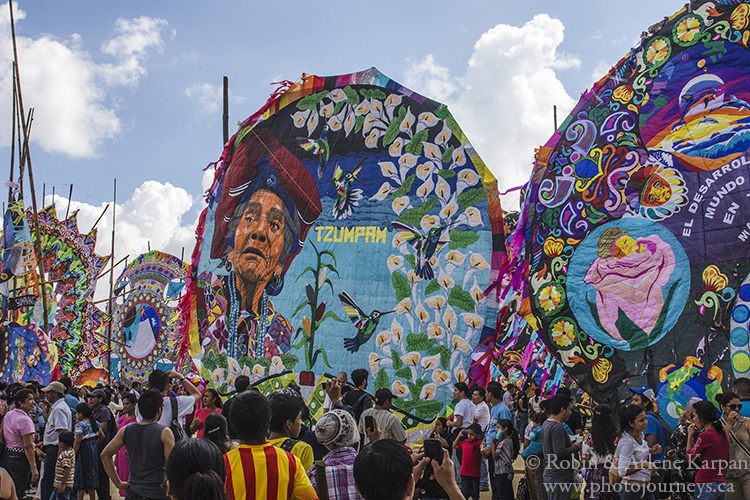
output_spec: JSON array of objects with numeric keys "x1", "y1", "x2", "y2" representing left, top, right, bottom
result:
[{"x1": 210, "y1": 127, "x2": 322, "y2": 273}]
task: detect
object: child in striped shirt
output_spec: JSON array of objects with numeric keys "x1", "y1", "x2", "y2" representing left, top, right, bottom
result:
[{"x1": 52, "y1": 431, "x2": 75, "y2": 500}]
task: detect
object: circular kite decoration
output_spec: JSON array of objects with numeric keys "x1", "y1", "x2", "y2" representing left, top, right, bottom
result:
[
  {"x1": 113, "y1": 251, "x2": 189, "y2": 381},
  {"x1": 185, "y1": 68, "x2": 504, "y2": 423},
  {"x1": 500, "y1": 0, "x2": 750, "y2": 403}
]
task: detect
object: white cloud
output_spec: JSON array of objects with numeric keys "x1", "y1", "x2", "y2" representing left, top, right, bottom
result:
[
  {"x1": 0, "y1": 4, "x2": 170, "y2": 158},
  {"x1": 185, "y1": 83, "x2": 222, "y2": 115},
  {"x1": 403, "y1": 14, "x2": 578, "y2": 203},
  {"x1": 184, "y1": 82, "x2": 247, "y2": 116},
  {"x1": 591, "y1": 61, "x2": 613, "y2": 86},
  {"x1": 403, "y1": 54, "x2": 459, "y2": 103},
  {"x1": 44, "y1": 180, "x2": 198, "y2": 297}
]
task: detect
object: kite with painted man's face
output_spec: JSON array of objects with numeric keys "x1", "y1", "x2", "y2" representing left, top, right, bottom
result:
[
  {"x1": 184, "y1": 68, "x2": 505, "y2": 426},
  {"x1": 494, "y1": 0, "x2": 750, "y2": 416}
]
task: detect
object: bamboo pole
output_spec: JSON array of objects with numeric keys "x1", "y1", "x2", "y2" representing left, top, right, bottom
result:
[
  {"x1": 91, "y1": 204, "x2": 110, "y2": 232},
  {"x1": 65, "y1": 184, "x2": 73, "y2": 219},
  {"x1": 223, "y1": 76, "x2": 229, "y2": 145},
  {"x1": 106, "y1": 179, "x2": 116, "y2": 381},
  {"x1": 95, "y1": 254, "x2": 129, "y2": 280},
  {"x1": 9, "y1": 66, "x2": 16, "y2": 205},
  {"x1": 9, "y1": 0, "x2": 49, "y2": 335}
]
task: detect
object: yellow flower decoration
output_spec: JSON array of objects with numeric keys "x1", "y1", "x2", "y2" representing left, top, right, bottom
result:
[
  {"x1": 538, "y1": 284, "x2": 562, "y2": 313},
  {"x1": 543, "y1": 237, "x2": 564, "y2": 258},
  {"x1": 645, "y1": 37, "x2": 670, "y2": 67},
  {"x1": 551, "y1": 320, "x2": 576, "y2": 348},
  {"x1": 675, "y1": 16, "x2": 701, "y2": 44},
  {"x1": 702, "y1": 264, "x2": 728, "y2": 292},
  {"x1": 592, "y1": 358, "x2": 612, "y2": 384}
]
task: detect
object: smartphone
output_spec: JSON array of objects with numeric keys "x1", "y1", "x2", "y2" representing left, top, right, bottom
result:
[
  {"x1": 365, "y1": 415, "x2": 375, "y2": 433},
  {"x1": 423, "y1": 438, "x2": 443, "y2": 465}
]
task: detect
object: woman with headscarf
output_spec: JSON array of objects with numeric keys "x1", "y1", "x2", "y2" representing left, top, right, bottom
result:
[
  {"x1": 307, "y1": 409, "x2": 362, "y2": 500},
  {"x1": 669, "y1": 397, "x2": 703, "y2": 500}
]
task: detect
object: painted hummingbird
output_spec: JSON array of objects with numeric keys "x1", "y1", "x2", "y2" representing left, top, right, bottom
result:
[
  {"x1": 296, "y1": 124, "x2": 330, "y2": 179},
  {"x1": 331, "y1": 157, "x2": 365, "y2": 220},
  {"x1": 391, "y1": 221, "x2": 457, "y2": 280},
  {"x1": 339, "y1": 291, "x2": 394, "y2": 353}
]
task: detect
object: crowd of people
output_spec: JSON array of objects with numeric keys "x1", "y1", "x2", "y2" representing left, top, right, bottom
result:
[{"x1": 0, "y1": 369, "x2": 746, "y2": 500}]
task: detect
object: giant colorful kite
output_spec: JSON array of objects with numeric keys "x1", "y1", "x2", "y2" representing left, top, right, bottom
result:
[
  {"x1": 184, "y1": 68, "x2": 504, "y2": 425},
  {"x1": 111, "y1": 251, "x2": 191, "y2": 381},
  {"x1": 493, "y1": 0, "x2": 750, "y2": 420}
]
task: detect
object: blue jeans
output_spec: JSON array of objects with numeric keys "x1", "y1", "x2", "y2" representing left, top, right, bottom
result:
[
  {"x1": 695, "y1": 482, "x2": 727, "y2": 500},
  {"x1": 50, "y1": 487, "x2": 75, "y2": 500},
  {"x1": 41, "y1": 444, "x2": 59, "y2": 500},
  {"x1": 543, "y1": 476, "x2": 572, "y2": 500},
  {"x1": 618, "y1": 483, "x2": 655, "y2": 500},
  {"x1": 460, "y1": 476, "x2": 480, "y2": 500},
  {"x1": 480, "y1": 454, "x2": 488, "y2": 489}
]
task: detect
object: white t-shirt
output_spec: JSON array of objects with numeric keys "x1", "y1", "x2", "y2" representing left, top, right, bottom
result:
[
  {"x1": 473, "y1": 401, "x2": 490, "y2": 432},
  {"x1": 136, "y1": 394, "x2": 196, "y2": 426},
  {"x1": 454, "y1": 398, "x2": 475, "y2": 429},
  {"x1": 525, "y1": 421, "x2": 535, "y2": 441},
  {"x1": 322, "y1": 394, "x2": 333, "y2": 410}
]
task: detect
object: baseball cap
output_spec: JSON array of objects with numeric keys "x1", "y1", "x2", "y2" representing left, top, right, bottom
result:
[
  {"x1": 375, "y1": 388, "x2": 397, "y2": 405},
  {"x1": 89, "y1": 389, "x2": 107, "y2": 399},
  {"x1": 41, "y1": 382, "x2": 66, "y2": 394},
  {"x1": 630, "y1": 385, "x2": 656, "y2": 403}
]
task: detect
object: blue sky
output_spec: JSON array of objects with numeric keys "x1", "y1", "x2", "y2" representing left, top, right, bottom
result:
[{"x1": 0, "y1": 0, "x2": 685, "y2": 267}]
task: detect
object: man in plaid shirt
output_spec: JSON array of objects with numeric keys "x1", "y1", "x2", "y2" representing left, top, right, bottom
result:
[{"x1": 307, "y1": 406, "x2": 362, "y2": 500}]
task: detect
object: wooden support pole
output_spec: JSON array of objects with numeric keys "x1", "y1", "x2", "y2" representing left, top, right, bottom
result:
[
  {"x1": 9, "y1": 66, "x2": 16, "y2": 205},
  {"x1": 90, "y1": 204, "x2": 110, "y2": 232},
  {"x1": 95, "y1": 254, "x2": 129, "y2": 280},
  {"x1": 10, "y1": 0, "x2": 49, "y2": 335},
  {"x1": 106, "y1": 179, "x2": 116, "y2": 381},
  {"x1": 65, "y1": 184, "x2": 73, "y2": 219},
  {"x1": 223, "y1": 76, "x2": 229, "y2": 145}
]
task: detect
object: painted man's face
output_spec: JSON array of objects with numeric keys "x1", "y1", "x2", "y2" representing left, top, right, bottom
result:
[{"x1": 229, "y1": 189, "x2": 286, "y2": 287}]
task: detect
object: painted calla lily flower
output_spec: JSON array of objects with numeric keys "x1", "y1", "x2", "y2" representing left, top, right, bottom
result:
[
  {"x1": 400, "y1": 107, "x2": 415, "y2": 132},
  {"x1": 387, "y1": 255, "x2": 404, "y2": 272},
  {"x1": 420, "y1": 214, "x2": 438, "y2": 232},
  {"x1": 463, "y1": 313, "x2": 483, "y2": 329},
  {"x1": 328, "y1": 88, "x2": 347, "y2": 102},
  {"x1": 432, "y1": 369, "x2": 450, "y2": 384},
  {"x1": 369, "y1": 353, "x2": 382, "y2": 373},
  {"x1": 391, "y1": 319, "x2": 403, "y2": 341},
  {"x1": 438, "y1": 273, "x2": 454, "y2": 289},
  {"x1": 417, "y1": 178, "x2": 435, "y2": 200},
  {"x1": 426, "y1": 296, "x2": 445, "y2": 311},
  {"x1": 445, "y1": 250, "x2": 466, "y2": 265},
  {"x1": 355, "y1": 100, "x2": 370, "y2": 116},
  {"x1": 320, "y1": 102, "x2": 334, "y2": 118},
  {"x1": 470, "y1": 254, "x2": 489, "y2": 270},
  {"x1": 420, "y1": 383, "x2": 437, "y2": 400},
  {"x1": 423, "y1": 142, "x2": 441, "y2": 160},
  {"x1": 427, "y1": 322, "x2": 444, "y2": 339},
  {"x1": 380, "y1": 161, "x2": 398, "y2": 178},
  {"x1": 416, "y1": 161, "x2": 437, "y2": 180},
  {"x1": 455, "y1": 368, "x2": 467, "y2": 382},
  {"x1": 416, "y1": 304, "x2": 430, "y2": 324},
  {"x1": 440, "y1": 200, "x2": 459, "y2": 219},
  {"x1": 392, "y1": 380, "x2": 409, "y2": 397},
  {"x1": 365, "y1": 129, "x2": 381, "y2": 148},
  {"x1": 307, "y1": 112, "x2": 319, "y2": 136},
  {"x1": 418, "y1": 112, "x2": 439, "y2": 128},
  {"x1": 392, "y1": 196, "x2": 410, "y2": 215},
  {"x1": 292, "y1": 110, "x2": 310, "y2": 128},
  {"x1": 371, "y1": 182, "x2": 394, "y2": 201},
  {"x1": 395, "y1": 298, "x2": 412, "y2": 313},
  {"x1": 444, "y1": 307, "x2": 457, "y2": 331},
  {"x1": 376, "y1": 330, "x2": 391, "y2": 347},
  {"x1": 452, "y1": 336, "x2": 470, "y2": 352},
  {"x1": 421, "y1": 355, "x2": 440, "y2": 369},
  {"x1": 401, "y1": 352, "x2": 421, "y2": 366},
  {"x1": 389, "y1": 137, "x2": 404, "y2": 157},
  {"x1": 436, "y1": 123, "x2": 452, "y2": 145}
]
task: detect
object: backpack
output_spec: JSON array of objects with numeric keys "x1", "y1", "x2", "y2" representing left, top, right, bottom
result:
[
  {"x1": 342, "y1": 391, "x2": 371, "y2": 422},
  {"x1": 169, "y1": 397, "x2": 188, "y2": 443},
  {"x1": 280, "y1": 438, "x2": 298, "y2": 453},
  {"x1": 647, "y1": 411, "x2": 673, "y2": 450}
]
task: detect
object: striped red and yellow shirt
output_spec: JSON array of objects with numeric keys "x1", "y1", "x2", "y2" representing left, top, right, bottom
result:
[{"x1": 225, "y1": 442, "x2": 319, "y2": 500}]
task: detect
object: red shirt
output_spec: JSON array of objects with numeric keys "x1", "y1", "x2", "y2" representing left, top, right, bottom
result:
[
  {"x1": 193, "y1": 407, "x2": 221, "y2": 438},
  {"x1": 457, "y1": 439, "x2": 482, "y2": 477},
  {"x1": 686, "y1": 428, "x2": 730, "y2": 483}
]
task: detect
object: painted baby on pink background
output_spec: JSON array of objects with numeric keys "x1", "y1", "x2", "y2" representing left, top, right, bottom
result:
[{"x1": 583, "y1": 227, "x2": 676, "y2": 342}]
